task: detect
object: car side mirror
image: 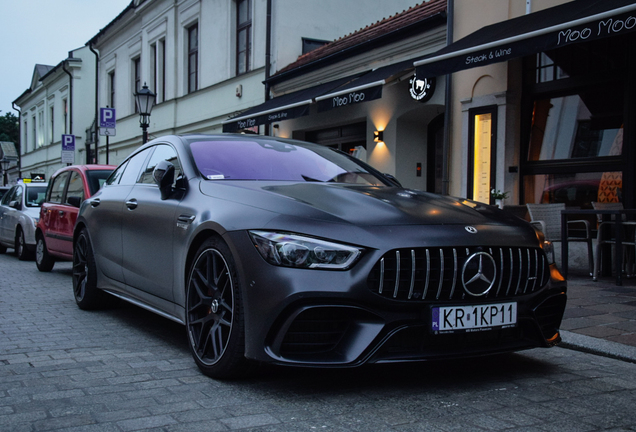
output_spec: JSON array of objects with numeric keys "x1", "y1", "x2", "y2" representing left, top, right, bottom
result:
[
  {"x1": 67, "y1": 196, "x2": 82, "y2": 208},
  {"x1": 9, "y1": 200, "x2": 21, "y2": 210},
  {"x1": 153, "y1": 160, "x2": 175, "y2": 200}
]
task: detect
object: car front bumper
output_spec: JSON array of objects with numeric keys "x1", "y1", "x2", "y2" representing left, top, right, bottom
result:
[{"x1": 225, "y1": 230, "x2": 567, "y2": 367}]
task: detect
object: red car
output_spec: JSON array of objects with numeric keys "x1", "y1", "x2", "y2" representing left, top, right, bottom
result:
[{"x1": 35, "y1": 164, "x2": 115, "y2": 271}]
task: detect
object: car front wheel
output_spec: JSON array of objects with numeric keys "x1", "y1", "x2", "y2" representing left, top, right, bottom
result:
[
  {"x1": 36, "y1": 235, "x2": 55, "y2": 272},
  {"x1": 186, "y1": 237, "x2": 252, "y2": 379},
  {"x1": 72, "y1": 228, "x2": 106, "y2": 309}
]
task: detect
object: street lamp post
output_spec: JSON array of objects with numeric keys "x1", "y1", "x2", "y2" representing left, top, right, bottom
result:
[{"x1": 134, "y1": 83, "x2": 156, "y2": 144}]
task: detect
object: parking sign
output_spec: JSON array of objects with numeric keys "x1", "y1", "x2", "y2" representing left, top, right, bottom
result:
[
  {"x1": 61, "y1": 134, "x2": 75, "y2": 164},
  {"x1": 100, "y1": 108, "x2": 116, "y2": 128}
]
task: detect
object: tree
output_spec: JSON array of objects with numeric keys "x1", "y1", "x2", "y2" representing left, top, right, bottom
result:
[{"x1": 0, "y1": 111, "x2": 19, "y2": 154}]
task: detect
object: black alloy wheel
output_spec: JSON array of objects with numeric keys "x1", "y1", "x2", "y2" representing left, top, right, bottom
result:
[
  {"x1": 15, "y1": 228, "x2": 30, "y2": 261},
  {"x1": 35, "y1": 235, "x2": 55, "y2": 272},
  {"x1": 186, "y1": 237, "x2": 251, "y2": 379},
  {"x1": 72, "y1": 228, "x2": 105, "y2": 309}
]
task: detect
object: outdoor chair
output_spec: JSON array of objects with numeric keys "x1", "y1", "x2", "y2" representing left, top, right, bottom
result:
[
  {"x1": 526, "y1": 203, "x2": 594, "y2": 276},
  {"x1": 591, "y1": 202, "x2": 636, "y2": 281}
]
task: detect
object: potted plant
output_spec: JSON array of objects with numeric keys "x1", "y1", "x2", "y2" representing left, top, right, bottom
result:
[{"x1": 491, "y1": 189, "x2": 509, "y2": 209}]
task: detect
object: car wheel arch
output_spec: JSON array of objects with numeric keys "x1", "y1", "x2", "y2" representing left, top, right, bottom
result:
[{"x1": 184, "y1": 229, "x2": 226, "y2": 289}]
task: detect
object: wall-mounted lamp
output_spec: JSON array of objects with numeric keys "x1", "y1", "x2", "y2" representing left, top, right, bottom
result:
[{"x1": 373, "y1": 130, "x2": 384, "y2": 143}]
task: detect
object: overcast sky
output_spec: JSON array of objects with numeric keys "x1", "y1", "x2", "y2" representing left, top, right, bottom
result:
[{"x1": 0, "y1": 0, "x2": 131, "y2": 115}]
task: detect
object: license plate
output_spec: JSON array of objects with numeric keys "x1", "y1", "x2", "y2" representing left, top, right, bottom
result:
[{"x1": 431, "y1": 302, "x2": 517, "y2": 334}]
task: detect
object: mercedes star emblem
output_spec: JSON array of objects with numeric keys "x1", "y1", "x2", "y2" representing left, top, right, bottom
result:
[{"x1": 462, "y1": 252, "x2": 497, "y2": 296}]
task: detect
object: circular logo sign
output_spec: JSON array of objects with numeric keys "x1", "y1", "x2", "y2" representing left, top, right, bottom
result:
[
  {"x1": 465, "y1": 226, "x2": 478, "y2": 234},
  {"x1": 409, "y1": 74, "x2": 436, "y2": 102},
  {"x1": 462, "y1": 252, "x2": 497, "y2": 296}
]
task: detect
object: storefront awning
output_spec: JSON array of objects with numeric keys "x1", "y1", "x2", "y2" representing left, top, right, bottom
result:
[
  {"x1": 315, "y1": 59, "x2": 414, "y2": 112},
  {"x1": 222, "y1": 76, "x2": 360, "y2": 133},
  {"x1": 223, "y1": 59, "x2": 419, "y2": 132},
  {"x1": 414, "y1": 0, "x2": 636, "y2": 77}
]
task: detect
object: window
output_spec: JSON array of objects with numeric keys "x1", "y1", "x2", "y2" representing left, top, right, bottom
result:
[
  {"x1": 139, "y1": 144, "x2": 181, "y2": 185},
  {"x1": 151, "y1": 39, "x2": 166, "y2": 103},
  {"x1": 236, "y1": 0, "x2": 251, "y2": 75},
  {"x1": 32, "y1": 116, "x2": 36, "y2": 151},
  {"x1": 49, "y1": 171, "x2": 70, "y2": 203},
  {"x1": 468, "y1": 107, "x2": 497, "y2": 205},
  {"x1": 302, "y1": 37, "x2": 329, "y2": 55},
  {"x1": 133, "y1": 57, "x2": 141, "y2": 112},
  {"x1": 49, "y1": 106, "x2": 54, "y2": 144},
  {"x1": 187, "y1": 23, "x2": 198, "y2": 93},
  {"x1": 62, "y1": 99, "x2": 68, "y2": 134},
  {"x1": 521, "y1": 38, "x2": 627, "y2": 208},
  {"x1": 108, "y1": 72, "x2": 115, "y2": 108},
  {"x1": 37, "y1": 111, "x2": 44, "y2": 148},
  {"x1": 527, "y1": 94, "x2": 622, "y2": 162},
  {"x1": 65, "y1": 171, "x2": 84, "y2": 204},
  {"x1": 118, "y1": 147, "x2": 153, "y2": 186},
  {"x1": 23, "y1": 121, "x2": 27, "y2": 152}
]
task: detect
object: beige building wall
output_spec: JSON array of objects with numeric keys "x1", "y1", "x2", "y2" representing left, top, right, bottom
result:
[{"x1": 447, "y1": 0, "x2": 573, "y2": 200}]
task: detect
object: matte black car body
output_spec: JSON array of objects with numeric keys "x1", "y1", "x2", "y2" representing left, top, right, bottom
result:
[{"x1": 73, "y1": 134, "x2": 566, "y2": 378}]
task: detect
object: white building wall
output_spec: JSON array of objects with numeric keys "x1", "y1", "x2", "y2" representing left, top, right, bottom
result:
[{"x1": 16, "y1": 46, "x2": 96, "y2": 181}]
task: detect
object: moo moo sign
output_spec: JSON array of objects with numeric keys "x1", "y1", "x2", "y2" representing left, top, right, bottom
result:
[{"x1": 316, "y1": 85, "x2": 382, "y2": 112}]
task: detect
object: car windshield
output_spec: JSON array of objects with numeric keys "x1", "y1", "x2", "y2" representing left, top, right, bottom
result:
[
  {"x1": 25, "y1": 185, "x2": 47, "y2": 207},
  {"x1": 86, "y1": 170, "x2": 114, "y2": 195},
  {"x1": 190, "y1": 139, "x2": 388, "y2": 186}
]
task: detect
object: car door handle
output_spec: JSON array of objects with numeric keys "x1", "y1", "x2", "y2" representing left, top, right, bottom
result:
[
  {"x1": 126, "y1": 199, "x2": 138, "y2": 210},
  {"x1": 90, "y1": 199, "x2": 101, "y2": 208}
]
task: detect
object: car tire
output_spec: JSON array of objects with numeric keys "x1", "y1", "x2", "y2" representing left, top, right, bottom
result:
[
  {"x1": 0, "y1": 243, "x2": 6, "y2": 254},
  {"x1": 35, "y1": 235, "x2": 55, "y2": 272},
  {"x1": 15, "y1": 228, "x2": 32, "y2": 261},
  {"x1": 72, "y1": 228, "x2": 107, "y2": 310},
  {"x1": 186, "y1": 237, "x2": 253, "y2": 379}
]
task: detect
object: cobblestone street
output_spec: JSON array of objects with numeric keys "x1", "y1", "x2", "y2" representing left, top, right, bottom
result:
[{"x1": 2, "y1": 253, "x2": 636, "y2": 431}]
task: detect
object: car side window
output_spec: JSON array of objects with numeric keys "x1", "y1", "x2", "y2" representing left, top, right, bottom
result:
[
  {"x1": 49, "y1": 172, "x2": 70, "y2": 203},
  {"x1": 118, "y1": 147, "x2": 153, "y2": 186},
  {"x1": 65, "y1": 171, "x2": 84, "y2": 204},
  {"x1": 1, "y1": 186, "x2": 16, "y2": 205},
  {"x1": 106, "y1": 161, "x2": 128, "y2": 186},
  {"x1": 138, "y1": 144, "x2": 182, "y2": 185},
  {"x1": 13, "y1": 186, "x2": 23, "y2": 204}
]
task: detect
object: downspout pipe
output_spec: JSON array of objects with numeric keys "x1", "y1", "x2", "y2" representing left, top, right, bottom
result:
[
  {"x1": 89, "y1": 43, "x2": 100, "y2": 164},
  {"x1": 11, "y1": 102, "x2": 22, "y2": 179},
  {"x1": 442, "y1": 0, "x2": 453, "y2": 196},
  {"x1": 264, "y1": 0, "x2": 272, "y2": 136}
]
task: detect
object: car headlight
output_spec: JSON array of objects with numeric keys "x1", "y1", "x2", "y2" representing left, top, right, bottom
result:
[{"x1": 249, "y1": 230, "x2": 362, "y2": 270}]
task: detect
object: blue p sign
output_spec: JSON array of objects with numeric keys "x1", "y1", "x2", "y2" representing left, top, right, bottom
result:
[
  {"x1": 62, "y1": 134, "x2": 75, "y2": 151},
  {"x1": 100, "y1": 108, "x2": 116, "y2": 128}
]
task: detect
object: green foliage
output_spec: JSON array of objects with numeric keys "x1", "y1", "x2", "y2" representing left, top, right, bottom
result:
[{"x1": 0, "y1": 112, "x2": 19, "y2": 154}]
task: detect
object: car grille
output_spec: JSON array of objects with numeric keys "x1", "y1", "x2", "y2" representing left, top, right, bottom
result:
[{"x1": 367, "y1": 246, "x2": 550, "y2": 301}]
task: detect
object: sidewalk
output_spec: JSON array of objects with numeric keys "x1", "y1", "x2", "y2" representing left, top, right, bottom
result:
[{"x1": 560, "y1": 269, "x2": 636, "y2": 362}]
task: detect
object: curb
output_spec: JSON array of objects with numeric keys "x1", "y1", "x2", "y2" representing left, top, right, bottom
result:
[{"x1": 559, "y1": 330, "x2": 636, "y2": 364}]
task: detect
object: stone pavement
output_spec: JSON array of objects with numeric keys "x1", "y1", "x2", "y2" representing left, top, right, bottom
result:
[
  {"x1": 560, "y1": 268, "x2": 636, "y2": 362},
  {"x1": 3, "y1": 253, "x2": 636, "y2": 431}
]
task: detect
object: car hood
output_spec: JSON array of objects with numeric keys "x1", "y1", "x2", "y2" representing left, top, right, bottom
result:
[{"x1": 199, "y1": 181, "x2": 527, "y2": 228}]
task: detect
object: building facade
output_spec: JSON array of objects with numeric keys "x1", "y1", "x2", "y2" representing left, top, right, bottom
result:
[
  {"x1": 13, "y1": 46, "x2": 97, "y2": 182},
  {"x1": 223, "y1": 0, "x2": 448, "y2": 192},
  {"x1": 417, "y1": 0, "x2": 636, "y2": 211},
  {"x1": 86, "y1": 0, "x2": 424, "y2": 166}
]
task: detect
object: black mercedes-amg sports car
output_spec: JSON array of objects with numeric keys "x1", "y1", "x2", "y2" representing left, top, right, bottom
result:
[{"x1": 73, "y1": 134, "x2": 566, "y2": 378}]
